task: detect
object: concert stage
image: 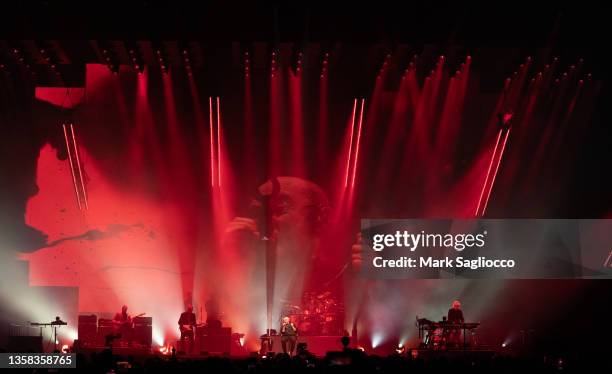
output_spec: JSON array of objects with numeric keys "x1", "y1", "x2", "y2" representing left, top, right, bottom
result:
[
  {"x1": 0, "y1": 2, "x2": 609, "y2": 372},
  {"x1": 73, "y1": 335, "x2": 346, "y2": 358}
]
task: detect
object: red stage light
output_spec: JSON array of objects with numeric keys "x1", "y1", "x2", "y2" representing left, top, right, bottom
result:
[
  {"x1": 481, "y1": 129, "x2": 510, "y2": 215},
  {"x1": 216, "y1": 97, "x2": 222, "y2": 187},
  {"x1": 344, "y1": 99, "x2": 358, "y2": 187},
  {"x1": 209, "y1": 97, "x2": 215, "y2": 187},
  {"x1": 350, "y1": 99, "x2": 365, "y2": 188},
  {"x1": 475, "y1": 129, "x2": 502, "y2": 216}
]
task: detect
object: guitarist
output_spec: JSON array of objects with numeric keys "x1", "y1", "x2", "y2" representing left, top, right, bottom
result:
[
  {"x1": 178, "y1": 305, "x2": 197, "y2": 340},
  {"x1": 113, "y1": 305, "x2": 138, "y2": 346},
  {"x1": 113, "y1": 305, "x2": 146, "y2": 346}
]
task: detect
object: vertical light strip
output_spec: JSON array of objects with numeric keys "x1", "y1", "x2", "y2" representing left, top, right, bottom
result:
[
  {"x1": 70, "y1": 124, "x2": 88, "y2": 210},
  {"x1": 475, "y1": 129, "x2": 502, "y2": 216},
  {"x1": 481, "y1": 129, "x2": 511, "y2": 216},
  {"x1": 350, "y1": 99, "x2": 366, "y2": 188},
  {"x1": 344, "y1": 99, "x2": 358, "y2": 188},
  {"x1": 62, "y1": 123, "x2": 82, "y2": 211},
  {"x1": 209, "y1": 97, "x2": 215, "y2": 187},
  {"x1": 216, "y1": 97, "x2": 222, "y2": 188}
]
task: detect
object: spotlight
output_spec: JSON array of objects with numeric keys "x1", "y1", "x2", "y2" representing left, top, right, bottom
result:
[{"x1": 371, "y1": 334, "x2": 383, "y2": 349}]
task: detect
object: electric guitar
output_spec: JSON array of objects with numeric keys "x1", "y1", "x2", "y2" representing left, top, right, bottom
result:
[{"x1": 113, "y1": 312, "x2": 146, "y2": 329}]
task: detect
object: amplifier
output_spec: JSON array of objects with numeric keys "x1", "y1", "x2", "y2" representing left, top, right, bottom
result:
[
  {"x1": 200, "y1": 334, "x2": 231, "y2": 354},
  {"x1": 133, "y1": 324, "x2": 152, "y2": 347},
  {"x1": 78, "y1": 323, "x2": 98, "y2": 345},
  {"x1": 98, "y1": 318, "x2": 114, "y2": 327},
  {"x1": 197, "y1": 326, "x2": 231, "y2": 337},
  {"x1": 199, "y1": 327, "x2": 231, "y2": 354},
  {"x1": 133, "y1": 316, "x2": 152, "y2": 326},
  {"x1": 98, "y1": 325, "x2": 115, "y2": 339},
  {"x1": 78, "y1": 314, "x2": 97, "y2": 324}
]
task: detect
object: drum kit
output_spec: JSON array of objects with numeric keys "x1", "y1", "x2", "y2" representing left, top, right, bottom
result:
[{"x1": 282, "y1": 291, "x2": 344, "y2": 336}]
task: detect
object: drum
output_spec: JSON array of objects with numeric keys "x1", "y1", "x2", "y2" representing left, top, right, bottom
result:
[
  {"x1": 321, "y1": 313, "x2": 342, "y2": 336},
  {"x1": 431, "y1": 327, "x2": 445, "y2": 349},
  {"x1": 298, "y1": 315, "x2": 321, "y2": 336}
]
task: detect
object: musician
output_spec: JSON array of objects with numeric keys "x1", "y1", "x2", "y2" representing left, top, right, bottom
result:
[
  {"x1": 447, "y1": 300, "x2": 464, "y2": 324},
  {"x1": 178, "y1": 305, "x2": 197, "y2": 340},
  {"x1": 114, "y1": 305, "x2": 132, "y2": 324},
  {"x1": 446, "y1": 300, "x2": 464, "y2": 347},
  {"x1": 280, "y1": 316, "x2": 298, "y2": 355},
  {"x1": 113, "y1": 305, "x2": 133, "y2": 344}
]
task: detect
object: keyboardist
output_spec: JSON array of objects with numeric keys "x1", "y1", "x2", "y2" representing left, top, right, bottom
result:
[{"x1": 447, "y1": 300, "x2": 464, "y2": 346}]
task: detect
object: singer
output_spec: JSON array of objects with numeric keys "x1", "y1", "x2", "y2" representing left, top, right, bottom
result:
[{"x1": 280, "y1": 316, "x2": 298, "y2": 355}]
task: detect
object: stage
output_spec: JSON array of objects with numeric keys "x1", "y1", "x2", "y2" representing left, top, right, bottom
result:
[{"x1": 0, "y1": 2, "x2": 609, "y2": 372}]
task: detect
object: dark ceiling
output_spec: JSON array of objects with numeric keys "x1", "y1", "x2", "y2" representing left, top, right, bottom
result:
[{"x1": 0, "y1": 2, "x2": 606, "y2": 89}]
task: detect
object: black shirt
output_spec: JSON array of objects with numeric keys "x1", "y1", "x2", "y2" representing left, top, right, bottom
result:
[
  {"x1": 178, "y1": 311, "x2": 196, "y2": 326},
  {"x1": 447, "y1": 308, "x2": 464, "y2": 324}
]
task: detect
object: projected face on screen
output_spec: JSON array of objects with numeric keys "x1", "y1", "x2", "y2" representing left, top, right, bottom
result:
[{"x1": 254, "y1": 176, "x2": 330, "y2": 246}]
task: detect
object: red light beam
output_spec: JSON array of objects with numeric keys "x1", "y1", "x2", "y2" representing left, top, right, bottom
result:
[
  {"x1": 209, "y1": 97, "x2": 216, "y2": 187},
  {"x1": 350, "y1": 99, "x2": 366, "y2": 188},
  {"x1": 216, "y1": 97, "x2": 222, "y2": 187},
  {"x1": 344, "y1": 99, "x2": 358, "y2": 188},
  {"x1": 480, "y1": 129, "x2": 511, "y2": 216},
  {"x1": 475, "y1": 129, "x2": 502, "y2": 216}
]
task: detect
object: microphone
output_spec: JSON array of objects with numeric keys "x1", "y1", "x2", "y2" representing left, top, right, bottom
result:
[{"x1": 252, "y1": 177, "x2": 281, "y2": 240}]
